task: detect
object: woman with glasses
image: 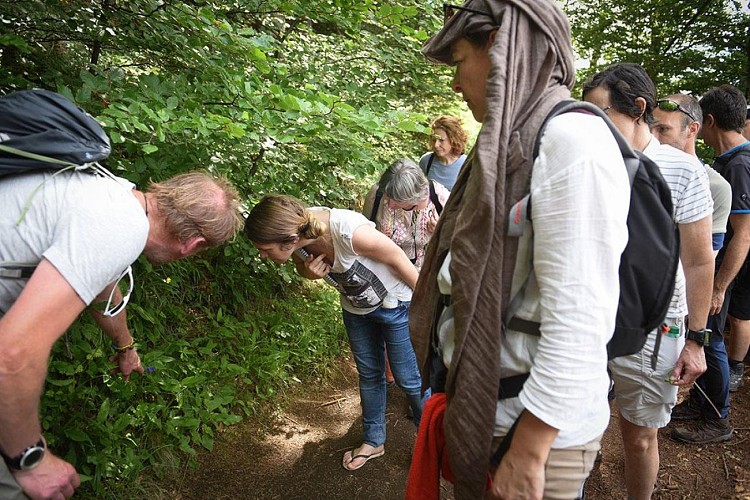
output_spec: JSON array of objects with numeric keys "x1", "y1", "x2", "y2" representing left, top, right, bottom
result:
[
  {"x1": 363, "y1": 158, "x2": 449, "y2": 272},
  {"x1": 363, "y1": 158, "x2": 449, "y2": 384},
  {"x1": 244, "y1": 194, "x2": 427, "y2": 471},
  {"x1": 419, "y1": 115, "x2": 468, "y2": 190}
]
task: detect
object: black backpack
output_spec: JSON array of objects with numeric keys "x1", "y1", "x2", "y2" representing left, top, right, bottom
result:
[
  {"x1": 424, "y1": 152, "x2": 436, "y2": 177},
  {"x1": 0, "y1": 89, "x2": 114, "y2": 279},
  {"x1": 505, "y1": 101, "x2": 679, "y2": 363},
  {"x1": 0, "y1": 88, "x2": 111, "y2": 175},
  {"x1": 369, "y1": 179, "x2": 444, "y2": 222}
]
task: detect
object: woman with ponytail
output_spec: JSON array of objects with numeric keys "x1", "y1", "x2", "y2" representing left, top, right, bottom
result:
[{"x1": 244, "y1": 194, "x2": 427, "y2": 471}]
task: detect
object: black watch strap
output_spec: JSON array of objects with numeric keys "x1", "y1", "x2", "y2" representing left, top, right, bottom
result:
[
  {"x1": 686, "y1": 328, "x2": 711, "y2": 347},
  {"x1": 1, "y1": 437, "x2": 46, "y2": 471}
]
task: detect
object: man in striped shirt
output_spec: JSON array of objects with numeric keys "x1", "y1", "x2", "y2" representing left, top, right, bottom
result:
[
  {"x1": 651, "y1": 93, "x2": 731, "y2": 257},
  {"x1": 584, "y1": 63, "x2": 715, "y2": 500}
]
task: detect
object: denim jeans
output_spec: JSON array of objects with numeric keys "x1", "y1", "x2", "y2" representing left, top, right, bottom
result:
[
  {"x1": 343, "y1": 301, "x2": 428, "y2": 447},
  {"x1": 692, "y1": 295, "x2": 731, "y2": 419}
]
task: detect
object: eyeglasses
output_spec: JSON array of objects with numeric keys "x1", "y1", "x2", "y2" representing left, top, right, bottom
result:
[
  {"x1": 443, "y1": 3, "x2": 493, "y2": 25},
  {"x1": 102, "y1": 266, "x2": 134, "y2": 317},
  {"x1": 387, "y1": 197, "x2": 419, "y2": 212},
  {"x1": 657, "y1": 99, "x2": 697, "y2": 122}
]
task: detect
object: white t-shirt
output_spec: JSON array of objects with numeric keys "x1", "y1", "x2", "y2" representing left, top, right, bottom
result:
[
  {"x1": 314, "y1": 208, "x2": 412, "y2": 315},
  {"x1": 0, "y1": 170, "x2": 148, "y2": 314},
  {"x1": 438, "y1": 112, "x2": 630, "y2": 448},
  {"x1": 705, "y1": 164, "x2": 731, "y2": 235}
]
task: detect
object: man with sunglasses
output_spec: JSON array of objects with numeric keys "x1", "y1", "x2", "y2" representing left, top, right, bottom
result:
[
  {"x1": 651, "y1": 94, "x2": 732, "y2": 257},
  {"x1": 669, "y1": 85, "x2": 750, "y2": 444},
  {"x1": 408, "y1": 1, "x2": 631, "y2": 498},
  {"x1": 583, "y1": 63, "x2": 714, "y2": 500},
  {"x1": 0, "y1": 170, "x2": 242, "y2": 499}
]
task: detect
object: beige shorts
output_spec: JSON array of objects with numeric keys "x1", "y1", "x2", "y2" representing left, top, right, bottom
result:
[
  {"x1": 609, "y1": 316, "x2": 685, "y2": 428},
  {"x1": 490, "y1": 435, "x2": 601, "y2": 499}
]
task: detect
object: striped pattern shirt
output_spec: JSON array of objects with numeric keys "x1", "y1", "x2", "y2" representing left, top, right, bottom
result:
[{"x1": 643, "y1": 136, "x2": 713, "y2": 318}]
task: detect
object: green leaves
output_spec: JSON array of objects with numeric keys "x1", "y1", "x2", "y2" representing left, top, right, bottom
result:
[
  {"x1": 567, "y1": 0, "x2": 750, "y2": 96},
  {"x1": 0, "y1": 0, "x2": 456, "y2": 497},
  {"x1": 39, "y1": 252, "x2": 347, "y2": 497}
]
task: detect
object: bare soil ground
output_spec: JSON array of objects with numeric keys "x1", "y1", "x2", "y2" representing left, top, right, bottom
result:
[{"x1": 165, "y1": 354, "x2": 750, "y2": 500}]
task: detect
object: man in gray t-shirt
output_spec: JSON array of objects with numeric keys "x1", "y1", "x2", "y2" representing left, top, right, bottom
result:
[{"x1": 0, "y1": 170, "x2": 242, "y2": 500}]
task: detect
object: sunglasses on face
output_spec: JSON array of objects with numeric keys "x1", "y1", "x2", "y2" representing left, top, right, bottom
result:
[
  {"x1": 443, "y1": 3, "x2": 493, "y2": 25},
  {"x1": 657, "y1": 99, "x2": 697, "y2": 122}
]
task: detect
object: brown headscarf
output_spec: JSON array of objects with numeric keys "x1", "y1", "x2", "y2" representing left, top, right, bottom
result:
[{"x1": 410, "y1": 0, "x2": 576, "y2": 497}]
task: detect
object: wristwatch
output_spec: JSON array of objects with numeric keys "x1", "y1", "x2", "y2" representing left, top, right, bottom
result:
[
  {"x1": 685, "y1": 328, "x2": 711, "y2": 347},
  {"x1": 0, "y1": 437, "x2": 46, "y2": 471}
]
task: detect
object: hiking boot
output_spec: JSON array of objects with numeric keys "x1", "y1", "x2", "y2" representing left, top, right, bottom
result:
[
  {"x1": 670, "y1": 398, "x2": 701, "y2": 421},
  {"x1": 671, "y1": 418, "x2": 733, "y2": 444},
  {"x1": 729, "y1": 363, "x2": 744, "y2": 392}
]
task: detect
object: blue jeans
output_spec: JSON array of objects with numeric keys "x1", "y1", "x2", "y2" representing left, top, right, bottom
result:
[
  {"x1": 692, "y1": 294, "x2": 731, "y2": 419},
  {"x1": 342, "y1": 301, "x2": 428, "y2": 447}
]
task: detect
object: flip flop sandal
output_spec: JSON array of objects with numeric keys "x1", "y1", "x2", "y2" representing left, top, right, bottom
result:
[{"x1": 342, "y1": 447, "x2": 385, "y2": 471}]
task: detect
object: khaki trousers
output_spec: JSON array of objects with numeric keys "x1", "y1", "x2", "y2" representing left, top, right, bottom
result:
[{"x1": 489, "y1": 434, "x2": 601, "y2": 499}]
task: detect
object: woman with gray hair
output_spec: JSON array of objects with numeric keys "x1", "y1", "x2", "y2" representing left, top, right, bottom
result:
[
  {"x1": 362, "y1": 159, "x2": 450, "y2": 385},
  {"x1": 363, "y1": 158, "x2": 449, "y2": 272}
]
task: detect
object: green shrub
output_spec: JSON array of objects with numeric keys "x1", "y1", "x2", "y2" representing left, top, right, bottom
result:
[{"x1": 43, "y1": 254, "x2": 347, "y2": 498}]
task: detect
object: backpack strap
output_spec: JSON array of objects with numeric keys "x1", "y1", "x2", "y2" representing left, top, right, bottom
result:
[
  {"x1": 504, "y1": 100, "x2": 641, "y2": 327},
  {"x1": 0, "y1": 144, "x2": 80, "y2": 169},
  {"x1": 0, "y1": 264, "x2": 35, "y2": 279},
  {"x1": 428, "y1": 180, "x2": 443, "y2": 215},
  {"x1": 533, "y1": 101, "x2": 639, "y2": 185},
  {"x1": 425, "y1": 153, "x2": 436, "y2": 177},
  {"x1": 369, "y1": 187, "x2": 383, "y2": 222}
]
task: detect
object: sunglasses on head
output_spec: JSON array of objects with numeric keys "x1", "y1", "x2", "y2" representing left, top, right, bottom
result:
[
  {"x1": 657, "y1": 99, "x2": 697, "y2": 122},
  {"x1": 443, "y1": 3, "x2": 493, "y2": 25}
]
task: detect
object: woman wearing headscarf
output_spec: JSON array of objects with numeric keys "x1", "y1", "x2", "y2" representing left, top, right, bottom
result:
[{"x1": 406, "y1": 1, "x2": 631, "y2": 499}]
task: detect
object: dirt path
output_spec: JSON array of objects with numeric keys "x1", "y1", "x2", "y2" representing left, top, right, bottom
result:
[{"x1": 165, "y1": 355, "x2": 750, "y2": 499}]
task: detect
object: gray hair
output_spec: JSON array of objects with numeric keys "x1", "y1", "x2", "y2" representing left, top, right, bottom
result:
[
  {"x1": 665, "y1": 93, "x2": 703, "y2": 130},
  {"x1": 378, "y1": 158, "x2": 429, "y2": 205}
]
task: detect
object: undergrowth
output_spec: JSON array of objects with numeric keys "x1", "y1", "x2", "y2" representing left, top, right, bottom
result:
[{"x1": 41, "y1": 245, "x2": 347, "y2": 499}]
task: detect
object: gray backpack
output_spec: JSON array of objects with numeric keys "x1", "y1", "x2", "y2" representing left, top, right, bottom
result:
[{"x1": 0, "y1": 88, "x2": 111, "y2": 175}]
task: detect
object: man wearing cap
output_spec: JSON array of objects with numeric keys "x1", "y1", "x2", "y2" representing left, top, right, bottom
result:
[{"x1": 407, "y1": 1, "x2": 630, "y2": 498}]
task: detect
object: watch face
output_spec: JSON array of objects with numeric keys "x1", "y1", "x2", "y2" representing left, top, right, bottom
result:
[{"x1": 20, "y1": 447, "x2": 45, "y2": 470}]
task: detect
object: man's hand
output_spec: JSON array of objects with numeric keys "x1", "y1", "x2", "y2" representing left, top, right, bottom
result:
[
  {"x1": 487, "y1": 446, "x2": 546, "y2": 500},
  {"x1": 670, "y1": 341, "x2": 707, "y2": 386},
  {"x1": 710, "y1": 286, "x2": 726, "y2": 316},
  {"x1": 109, "y1": 348, "x2": 144, "y2": 381},
  {"x1": 13, "y1": 452, "x2": 80, "y2": 500},
  {"x1": 486, "y1": 411, "x2": 556, "y2": 500}
]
